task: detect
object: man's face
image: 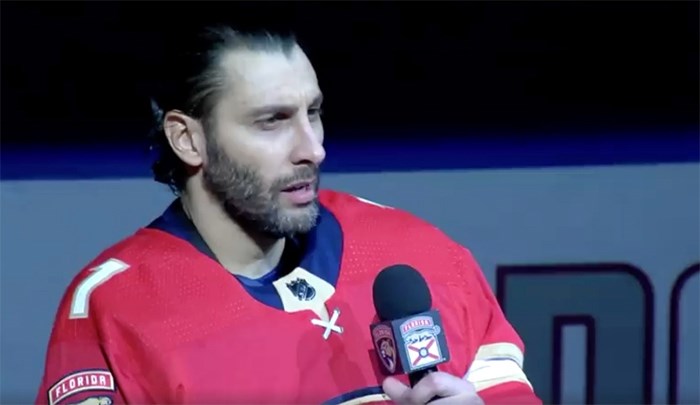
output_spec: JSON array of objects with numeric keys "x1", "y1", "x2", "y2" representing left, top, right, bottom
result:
[{"x1": 201, "y1": 46, "x2": 326, "y2": 239}]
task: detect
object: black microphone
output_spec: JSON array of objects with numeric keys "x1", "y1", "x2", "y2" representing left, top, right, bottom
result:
[{"x1": 369, "y1": 264, "x2": 451, "y2": 388}]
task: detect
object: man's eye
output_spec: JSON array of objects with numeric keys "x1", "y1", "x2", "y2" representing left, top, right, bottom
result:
[
  {"x1": 258, "y1": 113, "x2": 289, "y2": 129},
  {"x1": 308, "y1": 108, "x2": 323, "y2": 119},
  {"x1": 263, "y1": 113, "x2": 287, "y2": 123}
]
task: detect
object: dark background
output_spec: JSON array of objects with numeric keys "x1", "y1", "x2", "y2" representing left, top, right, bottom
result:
[
  {"x1": 2, "y1": 1, "x2": 698, "y2": 149},
  {"x1": 1, "y1": 4, "x2": 698, "y2": 402}
]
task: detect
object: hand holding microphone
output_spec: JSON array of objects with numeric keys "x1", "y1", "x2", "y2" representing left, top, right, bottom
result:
[{"x1": 370, "y1": 265, "x2": 484, "y2": 405}]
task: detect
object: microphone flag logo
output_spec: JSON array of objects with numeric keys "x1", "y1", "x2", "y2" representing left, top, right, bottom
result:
[
  {"x1": 400, "y1": 314, "x2": 445, "y2": 371},
  {"x1": 370, "y1": 310, "x2": 450, "y2": 376}
]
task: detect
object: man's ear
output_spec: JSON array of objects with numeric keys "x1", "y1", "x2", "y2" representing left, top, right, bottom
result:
[{"x1": 162, "y1": 110, "x2": 206, "y2": 167}]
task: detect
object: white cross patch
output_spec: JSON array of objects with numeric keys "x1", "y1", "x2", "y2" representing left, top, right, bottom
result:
[{"x1": 311, "y1": 308, "x2": 343, "y2": 340}]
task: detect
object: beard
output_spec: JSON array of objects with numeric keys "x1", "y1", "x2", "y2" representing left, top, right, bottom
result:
[{"x1": 202, "y1": 140, "x2": 321, "y2": 240}]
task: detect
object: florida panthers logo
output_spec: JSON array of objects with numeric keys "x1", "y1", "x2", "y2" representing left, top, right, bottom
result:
[
  {"x1": 70, "y1": 397, "x2": 112, "y2": 405},
  {"x1": 286, "y1": 278, "x2": 316, "y2": 301},
  {"x1": 379, "y1": 339, "x2": 397, "y2": 373},
  {"x1": 371, "y1": 324, "x2": 398, "y2": 374}
]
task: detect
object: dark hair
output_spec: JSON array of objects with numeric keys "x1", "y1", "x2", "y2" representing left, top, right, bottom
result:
[{"x1": 149, "y1": 24, "x2": 298, "y2": 194}]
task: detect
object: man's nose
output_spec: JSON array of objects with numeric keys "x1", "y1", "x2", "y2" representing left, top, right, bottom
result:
[{"x1": 291, "y1": 122, "x2": 325, "y2": 166}]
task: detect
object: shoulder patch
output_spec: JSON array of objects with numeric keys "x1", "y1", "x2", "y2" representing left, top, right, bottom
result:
[
  {"x1": 69, "y1": 397, "x2": 112, "y2": 405},
  {"x1": 48, "y1": 370, "x2": 115, "y2": 405}
]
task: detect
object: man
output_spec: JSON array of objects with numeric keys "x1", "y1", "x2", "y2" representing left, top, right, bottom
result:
[{"x1": 36, "y1": 25, "x2": 540, "y2": 405}]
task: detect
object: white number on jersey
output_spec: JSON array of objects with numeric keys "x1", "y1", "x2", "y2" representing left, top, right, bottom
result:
[
  {"x1": 69, "y1": 258, "x2": 130, "y2": 319},
  {"x1": 355, "y1": 195, "x2": 393, "y2": 209}
]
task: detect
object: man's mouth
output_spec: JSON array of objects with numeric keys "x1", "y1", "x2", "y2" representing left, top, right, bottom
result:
[
  {"x1": 279, "y1": 179, "x2": 317, "y2": 205},
  {"x1": 281, "y1": 180, "x2": 314, "y2": 192}
]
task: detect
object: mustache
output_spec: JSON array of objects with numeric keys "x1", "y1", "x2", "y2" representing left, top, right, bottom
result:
[{"x1": 273, "y1": 165, "x2": 320, "y2": 190}]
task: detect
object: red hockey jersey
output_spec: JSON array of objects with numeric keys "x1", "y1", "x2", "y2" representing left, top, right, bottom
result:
[{"x1": 36, "y1": 190, "x2": 540, "y2": 405}]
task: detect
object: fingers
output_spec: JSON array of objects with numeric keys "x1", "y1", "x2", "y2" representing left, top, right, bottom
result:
[
  {"x1": 382, "y1": 377, "x2": 411, "y2": 403},
  {"x1": 383, "y1": 372, "x2": 479, "y2": 404},
  {"x1": 410, "y1": 372, "x2": 473, "y2": 403}
]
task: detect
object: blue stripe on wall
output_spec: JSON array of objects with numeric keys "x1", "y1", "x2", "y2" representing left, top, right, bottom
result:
[{"x1": 1, "y1": 130, "x2": 698, "y2": 180}]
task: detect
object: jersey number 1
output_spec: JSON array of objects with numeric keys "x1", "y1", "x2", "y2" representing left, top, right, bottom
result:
[{"x1": 69, "y1": 258, "x2": 130, "y2": 319}]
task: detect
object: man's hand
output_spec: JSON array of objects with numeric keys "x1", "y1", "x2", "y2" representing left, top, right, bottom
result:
[{"x1": 382, "y1": 372, "x2": 485, "y2": 404}]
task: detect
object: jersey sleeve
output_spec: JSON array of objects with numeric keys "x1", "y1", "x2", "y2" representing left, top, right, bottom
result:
[
  {"x1": 35, "y1": 339, "x2": 125, "y2": 405},
  {"x1": 459, "y1": 248, "x2": 542, "y2": 405},
  {"x1": 35, "y1": 265, "x2": 135, "y2": 405}
]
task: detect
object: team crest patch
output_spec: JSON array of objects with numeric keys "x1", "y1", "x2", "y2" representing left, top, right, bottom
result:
[
  {"x1": 372, "y1": 324, "x2": 397, "y2": 373},
  {"x1": 286, "y1": 277, "x2": 316, "y2": 301},
  {"x1": 400, "y1": 315, "x2": 444, "y2": 371},
  {"x1": 48, "y1": 370, "x2": 115, "y2": 405},
  {"x1": 69, "y1": 397, "x2": 112, "y2": 405}
]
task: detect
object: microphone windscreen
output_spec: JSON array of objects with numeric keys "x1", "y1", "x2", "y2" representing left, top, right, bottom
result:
[{"x1": 372, "y1": 264, "x2": 432, "y2": 321}]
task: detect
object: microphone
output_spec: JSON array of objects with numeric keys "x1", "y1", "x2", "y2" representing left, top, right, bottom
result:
[{"x1": 369, "y1": 264, "x2": 451, "y2": 388}]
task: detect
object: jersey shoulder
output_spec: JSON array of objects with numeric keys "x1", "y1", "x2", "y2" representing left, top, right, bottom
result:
[
  {"x1": 319, "y1": 189, "x2": 479, "y2": 285},
  {"x1": 48, "y1": 228, "x2": 203, "y2": 340},
  {"x1": 319, "y1": 189, "x2": 442, "y2": 234}
]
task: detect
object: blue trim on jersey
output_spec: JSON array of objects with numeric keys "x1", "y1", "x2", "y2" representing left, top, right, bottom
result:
[
  {"x1": 146, "y1": 199, "x2": 344, "y2": 310},
  {"x1": 2, "y1": 130, "x2": 698, "y2": 180},
  {"x1": 237, "y1": 267, "x2": 283, "y2": 288},
  {"x1": 322, "y1": 386, "x2": 385, "y2": 405},
  {"x1": 298, "y1": 204, "x2": 344, "y2": 288}
]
